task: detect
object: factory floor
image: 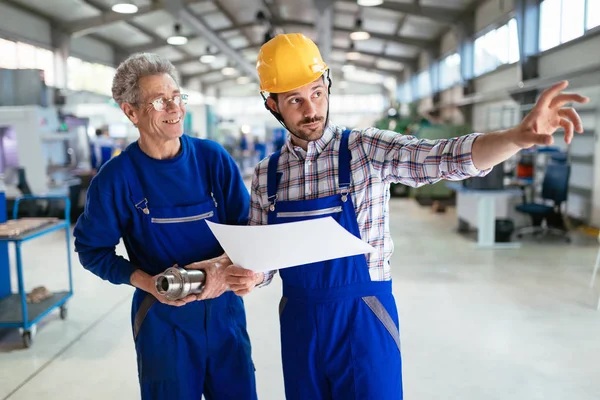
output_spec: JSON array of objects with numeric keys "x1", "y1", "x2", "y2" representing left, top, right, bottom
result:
[{"x1": 1, "y1": 197, "x2": 600, "y2": 400}]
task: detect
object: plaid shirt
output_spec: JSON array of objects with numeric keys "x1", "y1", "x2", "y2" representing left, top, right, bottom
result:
[{"x1": 249, "y1": 124, "x2": 490, "y2": 286}]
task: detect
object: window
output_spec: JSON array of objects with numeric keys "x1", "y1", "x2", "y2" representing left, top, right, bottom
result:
[
  {"x1": 16, "y1": 42, "x2": 36, "y2": 69},
  {"x1": 0, "y1": 38, "x2": 18, "y2": 69},
  {"x1": 36, "y1": 48, "x2": 55, "y2": 87},
  {"x1": 0, "y1": 38, "x2": 55, "y2": 86},
  {"x1": 68, "y1": 56, "x2": 115, "y2": 96},
  {"x1": 588, "y1": 0, "x2": 600, "y2": 30},
  {"x1": 416, "y1": 70, "x2": 431, "y2": 99},
  {"x1": 540, "y1": 0, "x2": 595, "y2": 51},
  {"x1": 473, "y1": 18, "x2": 520, "y2": 76},
  {"x1": 397, "y1": 80, "x2": 412, "y2": 103},
  {"x1": 439, "y1": 53, "x2": 461, "y2": 90},
  {"x1": 561, "y1": 0, "x2": 585, "y2": 43}
]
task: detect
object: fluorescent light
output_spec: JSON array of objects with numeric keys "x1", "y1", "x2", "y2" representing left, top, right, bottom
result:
[
  {"x1": 236, "y1": 76, "x2": 250, "y2": 84},
  {"x1": 342, "y1": 65, "x2": 356, "y2": 72},
  {"x1": 167, "y1": 35, "x2": 188, "y2": 45},
  {"x1": 349, "y1": 31, "x2": 370, "y2": 41},
  {"x1": 346, "y1": 51, "x2": 361, "y2": 61},
  {"x1": 200, "y1": 54, "x2": 216, "y2": 63},
  {"x1": 357, "y1": 0, "x2": 383, "y2": 6},
  {"x1": 222, "y1": 67, "x2": 236, "y2": 76},
  {"x1": 111, "y1": 3, "x2": 138, "y2": 14}
]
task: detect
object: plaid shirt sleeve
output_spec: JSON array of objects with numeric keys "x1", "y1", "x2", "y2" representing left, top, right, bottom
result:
[
  {"x1": 358, "y1": 128, "x2": 492, "y2": 186},
  {"x1": 248, "y1": 162, "x2": 277, "y2": 288}
]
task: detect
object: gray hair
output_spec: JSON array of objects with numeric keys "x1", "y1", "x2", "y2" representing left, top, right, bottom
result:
[{"x1": 111, "y1": 53, "x2": 179, "y2": 106}]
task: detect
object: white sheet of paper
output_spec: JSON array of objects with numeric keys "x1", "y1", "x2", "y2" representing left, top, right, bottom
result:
[{"x1": 206, "y1": 217, "x2": 376, "y2": 273}]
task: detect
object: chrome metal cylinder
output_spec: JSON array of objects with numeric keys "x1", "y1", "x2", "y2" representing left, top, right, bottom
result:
[{"x1": 155, "y1": 267, "x2": 206, "y2": 301}]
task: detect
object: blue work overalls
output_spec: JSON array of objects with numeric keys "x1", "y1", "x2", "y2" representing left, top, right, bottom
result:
[
  {"x1": 120, "y1": 150, "x2": 257, "y2": 400},
  {"x1": 267, "y1": 130, "x2": 403, "y2": 399}
]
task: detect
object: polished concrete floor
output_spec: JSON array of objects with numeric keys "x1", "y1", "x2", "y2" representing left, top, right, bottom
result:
[{"x1": 1, "y1": 198, "x2": 600, "y2": 400}]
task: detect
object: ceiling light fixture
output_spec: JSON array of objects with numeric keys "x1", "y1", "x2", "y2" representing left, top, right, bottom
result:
[
  {"x1": 222, "y1": 66, "x2": 236, "y2": 76},
  {"x1": 111, "y1": 3, "x2": 139, "y2": 14},
  {"x1": 357, "y1": 0, "x2": 383, "y2": 6},
  {"x1": 236, "y1": 76, "x2": 251, "y2": 84},
  {"x1": 349, "y1": 18, "x2": 370, "y2": 41},
  {"x1": 200, "y1": 54, "x2": 216, "y2": 63},
  {"x1": 167, "y1": 23, "x2": 188, "y2": 46},
  {"x1": 346, "y1": 42, "x2": 361, "y2": 60},
  {"x1": 200, "y1": 46, "x2": 216, "y2": 63}
]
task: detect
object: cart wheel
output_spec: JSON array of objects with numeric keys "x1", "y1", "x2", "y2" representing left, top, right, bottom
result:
[
  {"x1": 60, "y1": 305, "x2": 68, "y2": 320},
  {"x1": 22, "y1": 331, "x2": 32, "y2": 348}
]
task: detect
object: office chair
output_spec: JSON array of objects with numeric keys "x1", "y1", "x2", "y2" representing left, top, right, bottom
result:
[{"x1": 514, "y1": 162, "x2": 571, "y2": 243}]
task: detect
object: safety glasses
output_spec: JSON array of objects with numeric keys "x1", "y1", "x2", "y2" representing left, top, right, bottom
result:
[{"x1": 148, "y1": 93, "x2": 188, "y2": 111}]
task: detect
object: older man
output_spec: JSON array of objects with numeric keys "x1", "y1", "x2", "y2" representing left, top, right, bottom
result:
[{"x1": 73, "y1": 53, "x2": 257, "y2": 400}]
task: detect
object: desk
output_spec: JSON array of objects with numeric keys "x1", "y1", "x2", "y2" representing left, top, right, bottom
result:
[{"x1": 446, "y1": 182, "x2": 524, "y2": 249}]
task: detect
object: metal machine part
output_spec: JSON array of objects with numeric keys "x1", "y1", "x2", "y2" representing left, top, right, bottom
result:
[{"x1": 155, "y1": 267, "x2": 206, "y2": 301}]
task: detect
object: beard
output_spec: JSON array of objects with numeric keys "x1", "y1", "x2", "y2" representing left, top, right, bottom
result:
[{"x1": 288, "y1": 115, "x2": 327, "y2": 142}]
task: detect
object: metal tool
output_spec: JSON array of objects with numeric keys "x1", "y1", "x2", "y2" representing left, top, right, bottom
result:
[{"x1": 155, "y1": 267, "x2": 206, "y2": 301}]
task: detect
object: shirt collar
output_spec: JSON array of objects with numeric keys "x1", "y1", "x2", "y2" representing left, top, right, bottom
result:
[{"x1": 282, "y1": 124, "x2": 337, "y2": 160}]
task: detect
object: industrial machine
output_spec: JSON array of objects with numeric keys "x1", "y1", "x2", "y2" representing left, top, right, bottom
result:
[{"x1": 0, "y1": 106, "x2": 90, "y2": 219}]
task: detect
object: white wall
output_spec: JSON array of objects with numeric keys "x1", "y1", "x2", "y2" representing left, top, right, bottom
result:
[
  {"x1": 71, "y1": 37, "x2": 115, "y2": 66},
  {"x1": 0, "y1": 2, "x2": 116, "y2": 66},
  {"x1": 0, "y1": 2, "x2": 52, "y2": 48},
  {"x1": 538, "y1": 36, "x2": 600, "y2": 77},
  {"x1": 475, "y1": 0, "x2": 516, "y2": 32},
  {"x1": 440, "y1": 29, "x2": 459, "y2": 56}
]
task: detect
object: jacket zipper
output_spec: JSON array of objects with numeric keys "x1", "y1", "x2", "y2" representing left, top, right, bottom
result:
[
  {"x1": 277, "y1": 206, "x2": 343, "y2": 218},
  {"x1": 151, "y1": 211, "x2": 214, "y2": 224}
]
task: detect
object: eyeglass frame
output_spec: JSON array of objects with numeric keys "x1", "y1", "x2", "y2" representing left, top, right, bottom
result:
[{"x1": 147, "y1": 93, "x2": 189, "y2": 111}]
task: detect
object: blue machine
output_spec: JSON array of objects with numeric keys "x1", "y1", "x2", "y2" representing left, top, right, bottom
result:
[{"x1": 0, "y1": 195, "x2": 73, "y2": 348}]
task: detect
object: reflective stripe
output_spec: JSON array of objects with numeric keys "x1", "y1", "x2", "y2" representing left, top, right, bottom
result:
[
  {"x1": 151, "y1": 211, "x2": 214, "y2": 224},
  {"x1": 276, "y1": 206, "x2": 342, "y2": 218},
  {"x1": 133, "y1": 294, "x2": 156, "y2": 340},
  {"x1": 362, "y1": 296, "x2": 401, "y2": 352}
]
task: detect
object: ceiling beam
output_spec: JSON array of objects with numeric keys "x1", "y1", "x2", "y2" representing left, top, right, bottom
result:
[
  {"x1": 165, "y1": 1, "x2": 258, "y2": 80},
  {"x1": 65, "y1": 0, "x2": 207, "y2": 37},
  {"x1": 172, "y1": 44, "x2": 259, "y2": 66},
  {"x1": 81, "y1": 0, "x2": 193, "y2": 58},
  {"x1": 336, "y1": 0, "x2": 461, "y2": 24},
  {"x1": 331, "y1": 61, "x2": 402, "y2": 78},
  {"x1": 211, "y1": 0, "x2": 256, "y2": 48},
  {"x1": 124, "y1": 22, "x2": 257, "y2": 54},
  {"x1": 280, "y1": 18, "x2": 434, "y2": 49},
  {"x1": 331, "y1": 46, "x2": 414, "y2": 65}
]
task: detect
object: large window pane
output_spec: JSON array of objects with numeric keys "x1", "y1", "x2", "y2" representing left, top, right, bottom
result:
[
  {"x1": 507, "y1": 18, "x2": 520, "y2": 63},
  {"x1": 587, "y1": 0, "x2": 600, "y2": 30},
  {"x1": 539, "y1": 0, "x2": 561, "y2": 51},
  {"x1": 440, "y1": 53, "x2": 461, "y2": 90},
  {"x1": 495, "y1": 24, "x2": 510, "y2": 65},
  {"x1": 561, "y1": 0, "x2": 585, "y2": 43},
  {"x1": 16, "y1": 42, "x2": 36, "y2": 69},
  {"x1": 35, "y1": 47, "x2": 55, "y2": 87},
  {"x1": 0, "y1": 38, "x2": 17, "y2": 69}
]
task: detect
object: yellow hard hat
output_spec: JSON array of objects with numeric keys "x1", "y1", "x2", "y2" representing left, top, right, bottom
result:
[{"x1": 257, "y1": 33, "x2": 328, "y2": 94}]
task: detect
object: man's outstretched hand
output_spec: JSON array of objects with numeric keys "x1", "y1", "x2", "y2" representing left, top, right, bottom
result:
[{"x1": 509, "y1": 80, "x2": 589, "y2": 148}]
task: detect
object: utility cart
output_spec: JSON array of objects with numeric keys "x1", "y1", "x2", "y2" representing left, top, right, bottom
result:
[{"x1": 0, "y1": 195, "x2": 73, "y2": 348}]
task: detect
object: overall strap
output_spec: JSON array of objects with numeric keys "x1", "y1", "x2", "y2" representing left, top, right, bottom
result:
[
  {"x1": 120, "y1": 149, "x2": 149, "y2": 215},
  {"x1": 338, "y1": 129, "x2": 352, "y2": 193},
  {"x1": 267, "y1": 150, "x2": 282, "y2": 208}
]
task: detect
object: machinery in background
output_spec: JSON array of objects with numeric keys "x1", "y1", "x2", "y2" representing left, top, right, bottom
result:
[{"x1": 0, "y1": 105, "x2": 91, "y2": 221}]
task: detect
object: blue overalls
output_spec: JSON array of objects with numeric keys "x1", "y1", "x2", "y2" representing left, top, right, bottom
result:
[
  {"x1": 119, "y1": 150, "x2": 257, "y2": 400},
  {"x1": 267, "y1": 130, "x2": 403, "y2": 399}
]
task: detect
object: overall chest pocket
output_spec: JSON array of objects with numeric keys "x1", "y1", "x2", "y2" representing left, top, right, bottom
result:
[{"x1": 139, "y1": 199, "x2": 222, "y2": 269}]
